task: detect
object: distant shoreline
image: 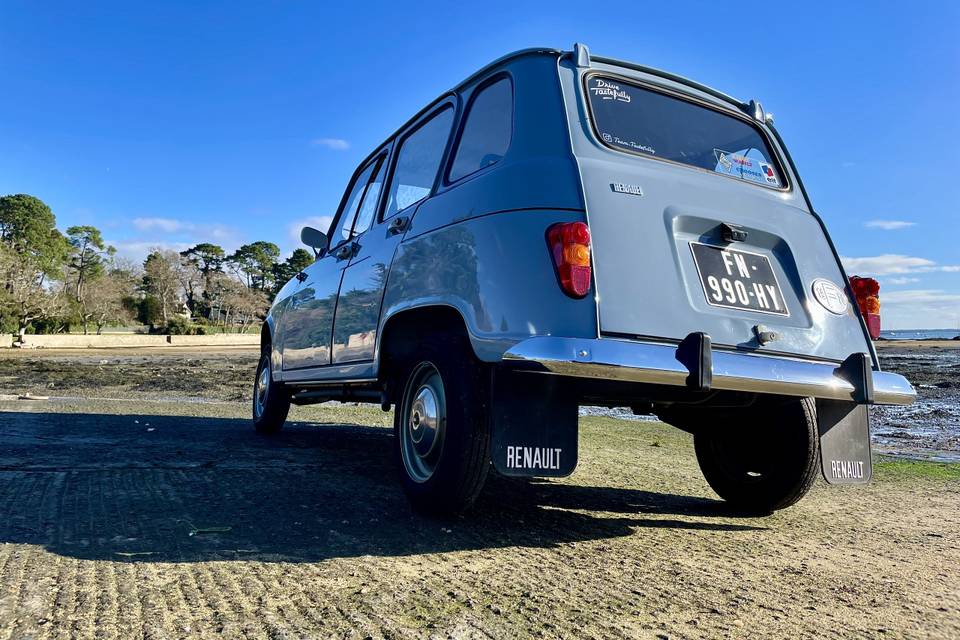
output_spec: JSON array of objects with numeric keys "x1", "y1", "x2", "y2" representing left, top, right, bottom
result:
[
  {"x1": 879, "y1": 330, "x2": 960, "y2": 341},
  {"x1": 875, "y1": 339, "x2": 960, "y2": 349}
]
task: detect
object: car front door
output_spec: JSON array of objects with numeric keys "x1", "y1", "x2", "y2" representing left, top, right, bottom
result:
[
  {"x1": 281, "y1": 153, "x2": 387, "y2": 371},
  {"x1": 331, "y1": 102, "x2": 456, "y2": 363}
]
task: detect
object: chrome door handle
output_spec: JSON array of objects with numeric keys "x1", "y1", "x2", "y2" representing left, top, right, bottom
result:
[{"x1": 387, "y1": 216, "x2": 409, "y2": 236}]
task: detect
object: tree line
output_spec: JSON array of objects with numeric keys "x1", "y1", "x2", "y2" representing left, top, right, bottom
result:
[{"x1": 0, "y1": 194, "x2": 313, "y2": 337}]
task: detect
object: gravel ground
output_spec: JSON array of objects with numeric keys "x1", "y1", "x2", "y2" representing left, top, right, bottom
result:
[{"x1": 0, "y1": 347, "x2": 958, "y2": 639}]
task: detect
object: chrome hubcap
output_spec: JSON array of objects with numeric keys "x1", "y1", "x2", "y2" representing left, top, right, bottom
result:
[
  {"x1": 255, "y1": 358, "x2": 270, "y2": 417},
  {"x1": 400, "y1": 362, "x2": 446, "y2": 483},
  {"x1": 409, "y1": 385, "x2": 440, "y2": 458}
]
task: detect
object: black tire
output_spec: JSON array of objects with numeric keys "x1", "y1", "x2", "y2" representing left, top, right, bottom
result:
[
  {"x1": 252, "y1": 350, "x2": 290, "y2": 434},
  {"x1": 393, "y1": 336, "x2": 491, "y2": 515},
  {"x1": 694, "y1": 397, "x2": 819, "y2": 514}
]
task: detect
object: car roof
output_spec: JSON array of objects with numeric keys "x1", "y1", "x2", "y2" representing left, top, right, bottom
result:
[
  {"x1": 368, "y1": 45, "x2": 752, "y2": 169},
  {"x1": 449, "y1": 46, "x2": 748, "y2": 111}
]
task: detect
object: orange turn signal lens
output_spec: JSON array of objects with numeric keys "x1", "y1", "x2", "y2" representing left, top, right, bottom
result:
[
  {"x1": 563, "y1": 244, "x2": 591, "y2": 267},
  {"x1": 865, "y1": 296, "x2": 881, "y2": 314}
]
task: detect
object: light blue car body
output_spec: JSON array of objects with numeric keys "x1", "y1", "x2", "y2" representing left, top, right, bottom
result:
[{"x1": 263, "y1": 45, "x2": 915, "y2": 409}]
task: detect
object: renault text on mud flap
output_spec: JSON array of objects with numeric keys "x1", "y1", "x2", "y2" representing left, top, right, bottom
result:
[
  {"x1": 829, "y1": 459, "x2": 866, "y2": 480},
  {"x1": 505, "y1": 446, "x2": 563, "y2": 471},
  {"x1": 254, "y1": 43, "x2": 915, "y2": 516}
]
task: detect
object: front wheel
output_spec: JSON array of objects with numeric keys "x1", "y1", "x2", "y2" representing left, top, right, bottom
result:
[
  {"x1": 694, "y1": 397, "x2": 820, "y2": 514},
  {"x1": 394, "y1": 337, "x2": 491, "y2": 514},
  {"x1": 252, "y1": 351, "x2": 290, "y2": 434}
]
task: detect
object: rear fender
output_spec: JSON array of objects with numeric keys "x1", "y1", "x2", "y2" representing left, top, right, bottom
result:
[{"x1": 377, "y1": 210, "x2": 599, "y2": 368}]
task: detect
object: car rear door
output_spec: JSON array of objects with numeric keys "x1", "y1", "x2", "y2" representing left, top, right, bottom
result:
[
  {"x1": 559, "y1": 60, "x2": 871, "y2": 363},
  {"x1": 331, "y1": 102, "x2": 456, "y2": 363}
]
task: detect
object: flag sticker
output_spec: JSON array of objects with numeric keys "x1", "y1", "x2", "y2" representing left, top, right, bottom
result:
[
  {"x1": 713, "y1": 149, "x2": 780, "y2": 187},
  {"x1": 759, "y1": 162, "x2": 779, "y2": 185}
]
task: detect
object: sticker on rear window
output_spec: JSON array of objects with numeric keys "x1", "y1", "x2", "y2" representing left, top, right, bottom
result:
[
  {"x1": 713, "y1": 149, "x2": 780, "y2": 187},
  {"x1": 589, "y1": 79, "x2": 632, "y2": 103},
  {"x1": 600, "y1": 131, "x2": 656, "y2": 155}
]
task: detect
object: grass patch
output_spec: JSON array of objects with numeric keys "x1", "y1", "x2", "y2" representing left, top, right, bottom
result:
[{"x1": 875, "y1": 457, "x2": 960, "y2": 481}]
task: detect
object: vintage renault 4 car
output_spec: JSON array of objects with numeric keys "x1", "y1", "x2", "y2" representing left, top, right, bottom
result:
[{"x1": 253, "y1": 44, "x2": 915, "y2": 514}]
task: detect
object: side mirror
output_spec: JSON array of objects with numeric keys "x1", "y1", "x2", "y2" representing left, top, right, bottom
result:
[{"x1": 300, "y1": 226, "x2": 329, "y2": 257}]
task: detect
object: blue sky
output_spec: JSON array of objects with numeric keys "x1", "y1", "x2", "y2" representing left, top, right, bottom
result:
[{"x1": 1, "y1": 1, "x2": 957, "y2": 328}]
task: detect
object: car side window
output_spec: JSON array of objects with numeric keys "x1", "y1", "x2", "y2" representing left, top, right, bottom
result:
[
  {"x1": 448, "y1": 77, "x2": 513, "y2": 182},
  {"x1": 352, "y1": 155, "x2": 386, "y2": 236},
  {"x1": 332, "y1": 156, "x2": 384, "y2": 245},
  {"x1": 383, "y1": 107, "x2": 454, "y2": 219}
]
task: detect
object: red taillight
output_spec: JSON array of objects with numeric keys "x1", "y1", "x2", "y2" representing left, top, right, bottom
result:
[
  {"x1": 547, "y1": 222, "x2": 592, "y2": 298},
  {"x1": 850, "y1": 276, "x2": 881, "y2": 340}
]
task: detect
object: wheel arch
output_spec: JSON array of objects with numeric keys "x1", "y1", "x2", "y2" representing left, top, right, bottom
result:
[
  {"x1": 260, "y1": 319, "x2": 273, "y2": 350},
  {"x1": 376, "y1": 303, "x2": 473, "y2": 399},
  {"x1": 260, "y1": 316, "x2": 281, "y2": 375}
]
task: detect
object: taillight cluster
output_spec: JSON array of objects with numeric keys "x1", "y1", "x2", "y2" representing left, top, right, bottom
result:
[
  {"x1": 850, "y1": 276, "x2": 881, "y2": 339},
  {"x1": 547, "y1": 222, "x2": 592, "y2": 298}
]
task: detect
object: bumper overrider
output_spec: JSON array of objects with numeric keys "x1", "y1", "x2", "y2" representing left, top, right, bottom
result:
[{"x1": 502, "y1": 334, "x2": 916, "y2": 406}]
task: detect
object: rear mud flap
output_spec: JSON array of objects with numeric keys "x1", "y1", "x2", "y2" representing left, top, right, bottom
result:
[
  {"x1": 817, "y1": 400, "x2": 872, "y2": 485},
  {"x1": 491, "y1": 369, "x2": 578, "y2": 477}
]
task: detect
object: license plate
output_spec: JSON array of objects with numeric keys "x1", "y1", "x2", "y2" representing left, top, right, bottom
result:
[{"x1": 690, "y1": 242, "x2": 789, "y2": 316}]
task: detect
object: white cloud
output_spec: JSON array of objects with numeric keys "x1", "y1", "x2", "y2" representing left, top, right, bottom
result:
[
  {"x1": 107, "y1": 240, "x2": 194, "y2": 263},
  {"x1": 311, "y1": 137, "x2": 350, "y2": 150},
  {"x1": 133, "y1": 217, "x2": 187, "y2": 232},
  {"x1": 885, "y1": 276, "x2": 920, "y2": 285},
  {"x1": 130, "y1": 217, "x2": 238, "y2": 244},
  {"x1": 841, "y1": 254, "x2": 935, "y2": 275},
  {"x1": 207, "y1": 225, "x2": 236, "y2": 242},
  {"x1": 864, "y1": 219, "x2": 916, "y2": 230},
  {"x1": 287, "y1": 216, "x2": 334, "y2": 247},
  {"x1": 883, "y1": 289, "x2": 960, "y2": 305},
  {"x1": 841, "y1": 254, "x2": 960, "y2": 276},
  {"x1": 876, "y1": 289, "x2": 960, "y2": 330}
]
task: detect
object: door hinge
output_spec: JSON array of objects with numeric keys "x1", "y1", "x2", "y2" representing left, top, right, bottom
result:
[
  {"x1": 335, "y1": 242, "x2": 359, "y2": 261},
  {"x1": 387, "y1": 216, "x2": 409, "y2": 236}
]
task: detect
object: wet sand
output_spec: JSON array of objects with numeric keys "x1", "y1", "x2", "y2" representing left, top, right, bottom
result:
[{"x1": 873, "y1": 341, "x2": 960, "y2": 461}]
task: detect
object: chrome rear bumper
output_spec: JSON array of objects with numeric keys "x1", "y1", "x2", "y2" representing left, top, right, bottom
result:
[{"x1": 502, "y1": 337, "x2": 916, "y2": 405}]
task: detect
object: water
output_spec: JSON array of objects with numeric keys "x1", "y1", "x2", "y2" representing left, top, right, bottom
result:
[{"x1": 880, "y1": 329, "x2": 960, "y2": 340}]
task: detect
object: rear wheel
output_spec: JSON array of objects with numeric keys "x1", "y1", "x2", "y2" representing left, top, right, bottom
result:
[
  {"x1": 393, "y1": 337, "x2": 491, "y2": 514},
  {"x1": 252, "y1": 350, "x2": 290, "y2": 434},
  {"x1": 694, "y1": 397, "x2": 819, "y2": 513}
]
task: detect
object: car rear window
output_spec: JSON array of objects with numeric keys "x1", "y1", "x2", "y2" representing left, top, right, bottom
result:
[
  {"x1": 585, "y1": 75, "x2": 784, "y2": 189},
  {"x1": 448, "y1": 77, "x2": 513, "y2": 182}
]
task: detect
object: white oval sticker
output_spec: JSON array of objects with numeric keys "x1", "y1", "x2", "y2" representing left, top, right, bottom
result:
[{"x1": 811, "y1": 279, "x2": 849, "y2": 315}]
